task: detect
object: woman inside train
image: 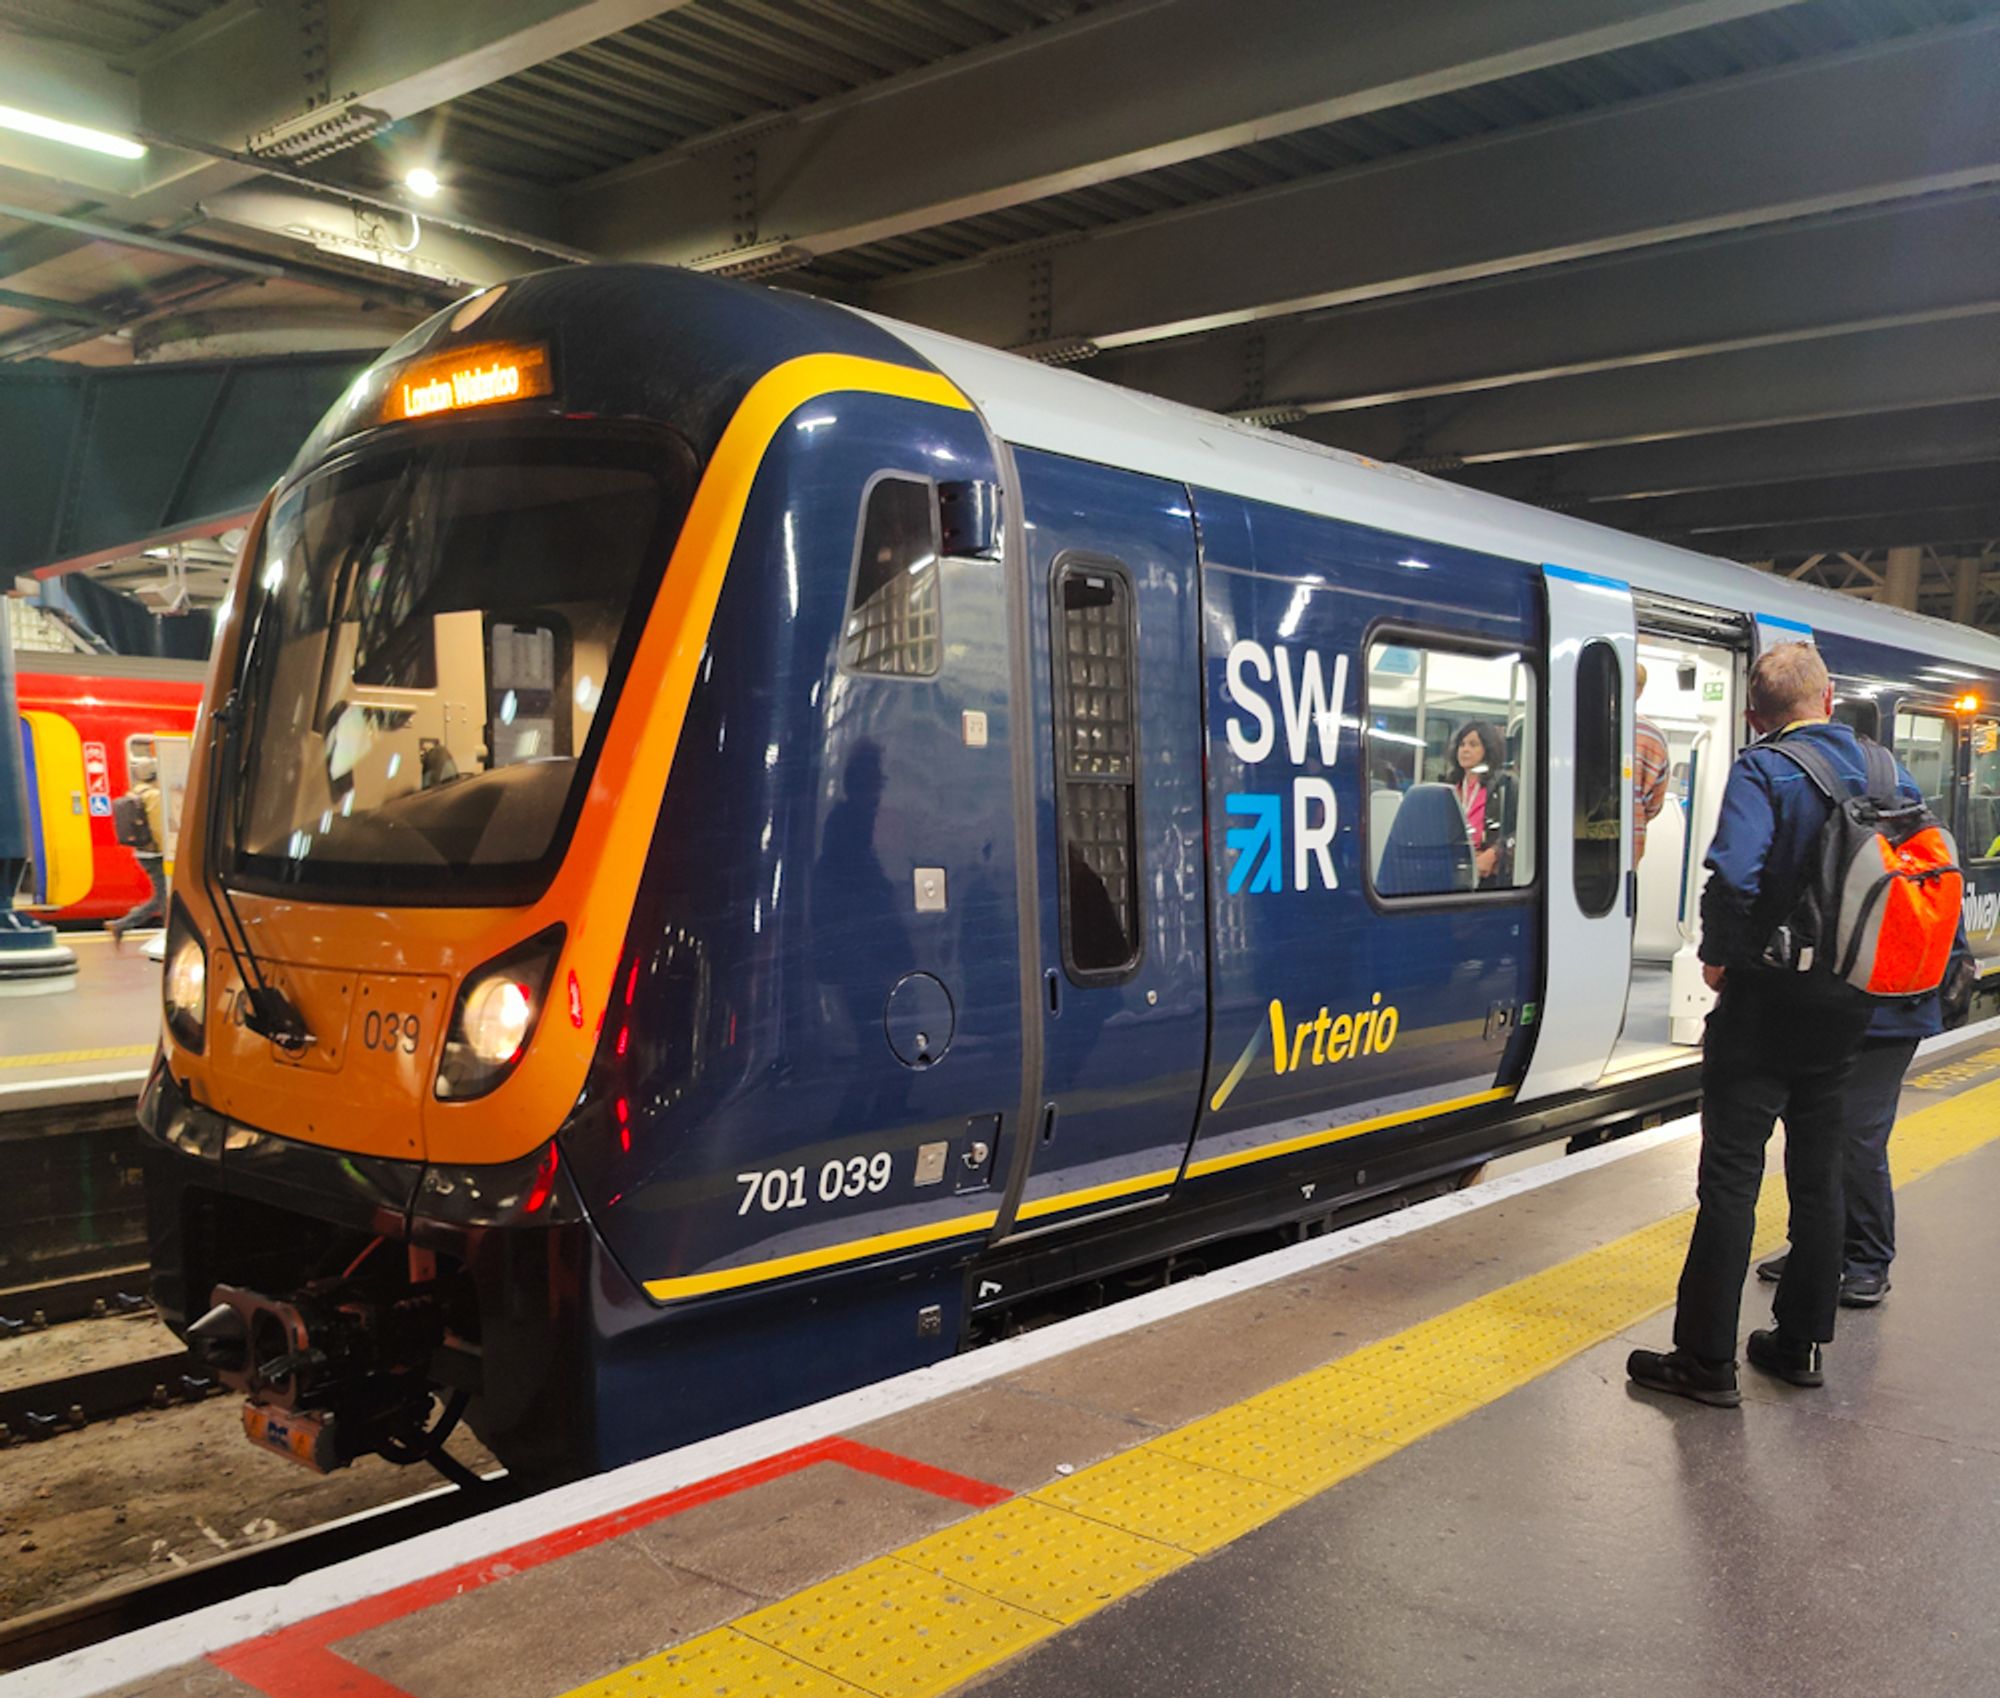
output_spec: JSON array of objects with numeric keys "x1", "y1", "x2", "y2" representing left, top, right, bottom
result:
[{"x1": 1449, "y1": 719, "x2": 1516, "y2": 889}]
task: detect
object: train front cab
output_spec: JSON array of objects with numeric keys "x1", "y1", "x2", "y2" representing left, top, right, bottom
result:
[{"x1": 138, "y1": 272, "x2": 1064, "y2": 1482}]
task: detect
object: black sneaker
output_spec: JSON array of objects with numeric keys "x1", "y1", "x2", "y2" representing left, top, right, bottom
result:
[
  {"x1": 1756, "y1": 1251, "x2": 1788, "y2": 1283},
  {"x1": 1746, "y1": 1328, "x2": 1824, "y2": 1387},
  {"x1": 1839, "y1": 1270, "x2": 1890, "y2": 1308},
  {"x1": 1627, "y1": 1348, "x2": 1742, "y2": 1407}
]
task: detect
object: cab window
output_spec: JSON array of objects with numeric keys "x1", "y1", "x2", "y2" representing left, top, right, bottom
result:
[
  {"x1": 1364, "y1": 640, "x2": 1537, "y2": 899},
  {"x1": 842, "y1": 474, "x2": 941, "y2": 678}
]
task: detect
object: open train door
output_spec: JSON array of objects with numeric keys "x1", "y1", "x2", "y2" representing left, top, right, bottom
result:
[{"x1": 1516, "y1": 564, "x2": 1636, "y2": 1103}]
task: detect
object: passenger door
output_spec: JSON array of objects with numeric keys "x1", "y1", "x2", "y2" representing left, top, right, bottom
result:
[
  {"x1": 990, "y1": 449, "x2": 1208, "y2": 1243},
  {"x1": 1516, "y1": 564, "x2": 1635, "y2": 1101}
]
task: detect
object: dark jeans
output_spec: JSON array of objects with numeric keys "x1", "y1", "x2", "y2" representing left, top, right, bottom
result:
[
  {"x1": 1673, "y1": 973, "x2": 1870, "y2": 1362},
  {"x1": 111, "y1": 854, "x2": 166, "y2": 935},
  {"x1": 1837, "y1": 1036, "x2": 1918, "y2": 1278}
]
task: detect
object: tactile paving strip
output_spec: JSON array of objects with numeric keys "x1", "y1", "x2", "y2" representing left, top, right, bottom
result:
[
  {"x1": 1029, "y1": 1446, "x2": 1298, "y2": 1554},
  {"x1": 553, "y1": 1074, "x2": 2000, "y2": 1698},
  {"x1": 896, "y1": 1497, "x2": 1188, "y2": 1624},
  {"x1": 566, "y1": 1628, "x2": 868, "y2": 1696},
  {"x1": 733, "y1": 1556, "x2": 1053, "y2": 1698}
]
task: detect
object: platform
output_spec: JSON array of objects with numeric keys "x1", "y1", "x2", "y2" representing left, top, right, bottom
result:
[
  {"x1": 17, "y1": 1023, "x2": 2000, "y2": 1698},
  {"x1": 0, "y1": 931, "x2": 159, "y2": 1114}
]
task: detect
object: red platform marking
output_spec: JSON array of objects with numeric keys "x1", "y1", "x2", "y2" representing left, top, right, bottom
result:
[{"x1": 209, "y1": 1437, "x2": 1010, "y2": 1698}]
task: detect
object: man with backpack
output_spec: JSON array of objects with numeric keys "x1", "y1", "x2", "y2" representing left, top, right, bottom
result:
[
  {"x1": 1628, "y1": 643, "x2": 1962, "y2": 1405},
  {"x1": 107, "y1": 755, "x2": 167, "y2": 941}
]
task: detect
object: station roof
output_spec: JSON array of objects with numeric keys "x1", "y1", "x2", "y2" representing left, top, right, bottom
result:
[{"x1": 0, "y1": 0, "x2": 1994, "y2": 622}]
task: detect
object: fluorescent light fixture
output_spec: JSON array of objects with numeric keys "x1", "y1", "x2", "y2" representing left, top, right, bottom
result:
[
  {"x1": 0, "y1": 102, "x2": 146, "y2": 159},
  {"x1": 405, "y1": 167, "x2": 440, "y2": 198}
]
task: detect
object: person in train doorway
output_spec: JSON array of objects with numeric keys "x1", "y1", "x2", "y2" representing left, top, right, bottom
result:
[
  {"x1": 107, "y1": 754, "x2": 167, "y2": 943},
  {"x1": 1632, "y1": 664, "x2": 1670, "y2": 867},
  {"x1": 1448, "y1": 720, "x2": 1516, "y2": 889},
  {"x1": 1752, "y1": 695, "x2": 1976, "y2": 1309},
  {"x1": 1628, "y1": 642, "x2": 1924, "y2": 1404}
]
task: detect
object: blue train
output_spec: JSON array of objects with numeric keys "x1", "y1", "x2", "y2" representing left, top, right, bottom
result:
[{"x1": 139, "y1": 265, "x2": 2000, "y2": 1483}]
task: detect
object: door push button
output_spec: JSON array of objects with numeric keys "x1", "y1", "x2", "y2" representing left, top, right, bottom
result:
[
  {"x1": 914, "y1": 868, "x2": 947, "y2": 912},
  {"x1": 956, "y1": 1113, "x2": 1001, "y2": 1194}
]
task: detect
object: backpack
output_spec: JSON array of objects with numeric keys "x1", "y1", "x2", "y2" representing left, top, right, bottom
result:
[
  {"x1": 1764, "y1": 737, "x2": 1963, "y2": 998},
  {"x1": 112, "y1": 791, "x2": 156, "y2": 852}
]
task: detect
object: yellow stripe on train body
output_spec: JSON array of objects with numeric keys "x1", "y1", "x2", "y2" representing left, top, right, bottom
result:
[
  {"x1": 645, "y1": 1084, "x2": 1513, "y2": 1301},
  {"x1": 164, "y1": 356, "x2": 972, "y2": 1168}
]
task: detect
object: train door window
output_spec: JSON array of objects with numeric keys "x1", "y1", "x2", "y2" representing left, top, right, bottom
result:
[
  {"x1": 1364, "y1": 640, "x2": 1536, "y2": 898},
  {"x1": 1574, "y1": 641, "x2": 1623, "y2": 918},
  {"x1": 125, "y1": 734, "x2": 155, "y2": 775},
  {"x1": 1970, "y1": 718, "x2": 2000, "y2": 860},
  {"x1": 1893, "y1": 709, "x2": 1952, "y2": 818},
  {"x1": 1831, "y1": 692, "x2": 1882, "y2": 743},
  {"x1": 1054, "y1": 561, "x2": 1140, "y2": 977},
  {"x1": 842, "y1": 474, "x2": 941, "y2": 678}
]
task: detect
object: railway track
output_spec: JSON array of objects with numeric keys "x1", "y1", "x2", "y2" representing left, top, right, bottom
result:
[
  {"x1": 0, "y1": 1266, "x2": 152, "y2": 1334},
  {"x1": 0, "y1": 1470, "x2": 517, "y2": 1672},
  {"x1": 0, "y1": 1347, "x2": 214, "y2": 1446}
]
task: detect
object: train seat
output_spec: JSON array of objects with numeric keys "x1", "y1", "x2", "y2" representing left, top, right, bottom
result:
[
  {"x1": 1376, "y1": 782, "x2": 1474, "y2": 896},
  {"x1": 1369, "y1": 787, "x2": 1403, "y2": 881}
]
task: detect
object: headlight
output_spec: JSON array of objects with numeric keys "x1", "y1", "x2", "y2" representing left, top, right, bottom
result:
[
  {"x1": 436, "y1": 925, "x2": 564, "y2": 1100},
  {"x1": 463, "y1": 976, "x2": 535, "y2": 1064},
  {"x1": 163, "y1": 902, "x2": 207, "y2": 1053}
]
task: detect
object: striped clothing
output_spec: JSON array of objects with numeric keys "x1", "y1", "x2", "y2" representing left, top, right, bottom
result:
[{"x1": 1634, "y1": 717, "x2": 1670, "y2": 858}]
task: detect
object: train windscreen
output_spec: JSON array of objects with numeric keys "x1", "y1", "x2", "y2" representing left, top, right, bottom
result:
[{"x1": 228, "y1": 426, "x2": 692, "y2": 901}]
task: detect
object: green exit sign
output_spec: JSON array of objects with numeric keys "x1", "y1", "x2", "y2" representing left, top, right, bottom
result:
[{"x1": 1703, "y1": 680, "x2": 1725, "y2": 701}]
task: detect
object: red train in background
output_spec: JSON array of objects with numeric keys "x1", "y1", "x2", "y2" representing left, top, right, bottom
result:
[{"x1": 14, "y1": 652, "x2": 206, "y2": 924}]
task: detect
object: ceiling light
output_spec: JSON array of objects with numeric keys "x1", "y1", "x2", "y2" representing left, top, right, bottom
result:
[
  {"x1": 0, "y1": 102, "x2": 146, "y2": 160},
  {"x1": 405, "y1": 167, "x2": 440, "y2": 198}
]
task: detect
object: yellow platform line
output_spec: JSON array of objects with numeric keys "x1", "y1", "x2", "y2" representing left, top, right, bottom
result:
[
  {"x1": 0, "y1": 1044, "x2": 154, "y2": 1070},
  {"x1": 561, "y1": 1077, "x2": 2000, "y2": 1698}
]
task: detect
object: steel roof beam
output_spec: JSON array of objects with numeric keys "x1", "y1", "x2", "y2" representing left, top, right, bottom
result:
[
  {"x1": 136, "y1": 0, "x2": 698, "y2": 196},
  {"x1": 565, "y1": 0, "x2": 1802, "y2": 265},
  {"x1": 1284, "y1": 314, "x2": 2000, "y2": 466},
  {"x1": 1679, "y1": 505, "x2": 2000, "y2": 560},
  {"x1": 1453, "y1": 403, "x2": 2000, "y2": 507},
  {"x1": 861, "y1": 23, "x2": 2000, "y2": 349},
  {"x1": 1611, "y1": 464, "x2": 2000, "y2": 540},
  {"x1": 1082, "y1": 192, "x2": 2000, "y2": 417}
]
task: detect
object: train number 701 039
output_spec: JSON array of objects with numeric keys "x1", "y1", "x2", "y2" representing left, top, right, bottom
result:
[{"x1": 736, "y1": 1153, "x2": 893, "y2": 1215}]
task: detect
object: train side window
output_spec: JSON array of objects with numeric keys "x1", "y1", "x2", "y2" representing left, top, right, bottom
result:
[
  {"x1": 1893, "y1": 709, "x2": 1952, "y2": 819},
  {"x1": 842, "y1": 474, "x2": 941, "y2": 678},
  {"x1": 1573, "y1": 640, "x2": 1623, "y2": 918},
  {"x1": 1054, "y1": 561, "x2": 1140, "y2": 978},
  {"x1": 1364, "y1": 640, "x2": 1537, "y2": 899},
  {"x1": 1970, "y1": 718, "x2": 2000, "y2": 861}
]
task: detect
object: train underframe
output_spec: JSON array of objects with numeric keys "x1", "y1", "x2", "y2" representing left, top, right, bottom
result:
[{"x1": 140, "y1": 1057, "x2": 1700, "y2": 1487}]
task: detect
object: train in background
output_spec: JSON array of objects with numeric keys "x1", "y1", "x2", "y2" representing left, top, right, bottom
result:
[
  {"x1": 14, "y1": 653, "x2": 205, "y2": 924},
  {"x1": 136, "y1": 266, "x2": 2000, "y2": 1486}
]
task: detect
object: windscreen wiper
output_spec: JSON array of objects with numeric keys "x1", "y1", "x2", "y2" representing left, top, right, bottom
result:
[{"x1": 203, "y1": 676, "x2": 313, "y2": 1048}]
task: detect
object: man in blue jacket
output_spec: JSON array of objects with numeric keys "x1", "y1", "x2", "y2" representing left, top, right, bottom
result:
[{"x1": 1629, "y1": 643, "x2": 1921, "y2": 1405}]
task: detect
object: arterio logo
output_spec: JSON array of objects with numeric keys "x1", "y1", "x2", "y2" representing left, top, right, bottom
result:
[
  {"x1": 1222, "y1": 640, "x2": 1347, "y2": 895},
  {"x1": 1209, "y1": 988, "x2": 1401, "y2": 1109}
]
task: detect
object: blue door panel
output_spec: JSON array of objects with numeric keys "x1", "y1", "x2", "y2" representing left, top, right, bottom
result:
[
  {"x1": 1009, "y1": 448, "x2": 1207, "y2": 1227},
  {"x1": 1187, "y1": 492, "x2": 1542, "y2": 1176},
  {"x1": 564, "y1": 394, "x2": 1025, "y2": 1296}
]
